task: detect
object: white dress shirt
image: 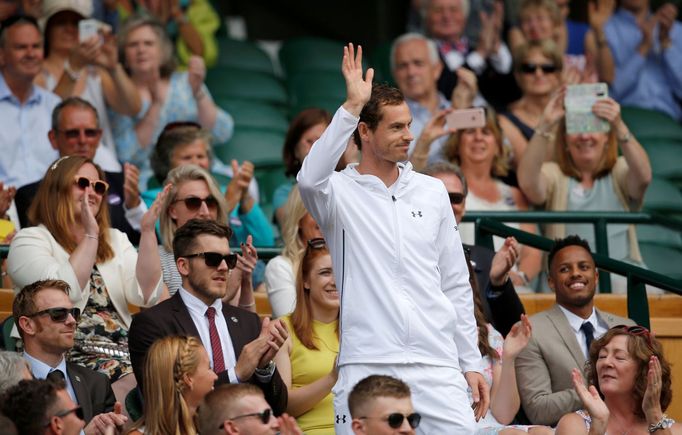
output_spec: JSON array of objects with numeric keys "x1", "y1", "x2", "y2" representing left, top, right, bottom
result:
[
  {"x1": 558, "y1": 305, "x2": 608, "y2": 359},
  {"x1": 23, "y1": 352, "x2": 79, "y2": 404}
]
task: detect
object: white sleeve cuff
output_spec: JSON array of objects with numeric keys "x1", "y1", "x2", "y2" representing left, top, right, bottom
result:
[
  {"x1": 466, "y1": 51, "x2": 486, "y2": 74},
  {"x1": 490, "y1": 43, "x2": 512, "y2": 73},
  {"x1": 124, "y1": 199, "x2": 147, "y2": 231},
  {"x1": 228, "y1": 367, "x2": 240, "y2": 384}
]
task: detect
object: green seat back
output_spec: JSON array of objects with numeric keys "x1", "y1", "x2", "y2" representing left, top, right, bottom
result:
[
  {"x1": 214, "y1": 129, "x2": 284, "y2": 170},
  {"x1": 215, "y1": 38, "x2": 275, "y2": 75},
  {"x1": 216, "y1": 100, "x2": 289, "y2": 133},
  {"x1": 206, "y1": 68, "x2": 288, "y2": 106},
  {"x1": 643, "y1": 178, "x2": 682, "y2": 214},
  {"x1": 639, "y1": 242, "x2": 682, "y2": 280},
  {"x1": 621, "y1": 106, "x2": 682, "y2": 141},
  {"x1": 279, "y1": 37, "x2": 344, "y2": 76}
]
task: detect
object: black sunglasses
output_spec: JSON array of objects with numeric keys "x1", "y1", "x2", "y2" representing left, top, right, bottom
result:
[
  {"x1": 183, "y1": 252, "x2": 237, "y2": 269},
  {"x1": 360, "y1": 412, "x2": 421, "y2": 429},
  {"x1": 57, "y1": 128, "x2": 102, "y2": 140},
  {"x1": 307, "y1": 238, "x2": 326, "y2": 249},
  {"x1": 74, "y1": 176, "x2": 109, "y2": 195},
  {"x1": 173, "y1": 196, "x2": 219, "y2": 211},
  {"x1": 520, "y1": 62, "x2": 558, "y2": 74},
  {"x1": 52, "y1": 406, "x2": 84, "y2": 422},
  {"x1": 220, "y1": 409, "x2": 272, "y2": 428},
  {"x1": 27, "y1": 307, "x2": 81, "y2": 323},
  {"x1": 448, "y1": 192, "x2": 465, "y2": 204}
]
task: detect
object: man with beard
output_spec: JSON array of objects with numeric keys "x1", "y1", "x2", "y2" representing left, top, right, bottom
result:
[
  {"x1": 514, "y1": 235, "x2": 635, "y2": 426},
  {"x1": 128, "y1": 219, "x2": 289, "y2": 415}
]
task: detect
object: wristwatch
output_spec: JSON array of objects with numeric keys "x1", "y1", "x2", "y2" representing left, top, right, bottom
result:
[
  {"x1": 648, "y1": 414, "x2": 675, "y2": 433},
  {"x1": 254, "y1": 360, "x2": 276, "y2": 378}
]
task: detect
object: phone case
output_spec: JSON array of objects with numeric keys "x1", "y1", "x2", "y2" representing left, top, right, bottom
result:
[
  {"x1": 565, "y1": 83, "x2": 610, "y2": 134},
  {"x1": 445, "y1": 108, "x2": 486, "y2": 130}
]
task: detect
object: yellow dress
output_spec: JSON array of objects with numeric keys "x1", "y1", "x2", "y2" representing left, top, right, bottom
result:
[{"x1": 282, "y1": 316, "x2": 339, "y2": 435}]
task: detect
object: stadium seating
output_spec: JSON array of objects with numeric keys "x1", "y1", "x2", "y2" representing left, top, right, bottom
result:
[
  {"x1": 215, "y1": 38, "x2": 276, "y2": 75},
  {"x1": 213, "y1": 129, "x2": 285, "y2": 170},
  {"x1": 279, "y1": 37, "x2": 344, "y2": 76},
  {"x1": 621, "y1": 106, "x2": 682, "y2": 142},
  {"x1": 643, "y1": 177, "x2": 682, "y2": 215},
  {"x1": 205, "y1": 67, "x2": 288, "y2": 106},
  {"x1": 217, "y1": 99, "x2": 289, "y2": 133}
]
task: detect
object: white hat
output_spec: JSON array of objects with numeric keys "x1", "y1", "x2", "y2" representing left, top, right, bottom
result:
[{"x1": 40, "y1": 0, "x2": 93, "y2": 29}]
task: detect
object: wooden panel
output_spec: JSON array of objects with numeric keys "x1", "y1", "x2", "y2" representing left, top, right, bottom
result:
[
  {"x1": 519, "y1": 294, "x2": 682, "y2": 318},
  {"x1": 0, "y1": 287, "x2": 13, "y2": 322},
  {"x1": 651, "y1": 318, "x2": 682, "y2": 420}
]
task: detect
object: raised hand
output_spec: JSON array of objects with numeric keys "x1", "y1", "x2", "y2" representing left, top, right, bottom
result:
[
  {"x1": 503, "y1": 314, "x2": 532, "y2": 360},
  {"x1": 277, "y1": 413, "x2": 304, "y2": 435},
  {"x1": 95, "y1": 29, "x2": 119, "y2": 71},
  {"x1": 259, "y1": 318, "x2": 289, "y2": 366},
  {"x1": 571, "y1": 368, "x2": 609, "y2": 433},
  {"x1": 235, "y1": 317, "x2": 275, "y2": 381},
  {"x1": 642, "y1": 355, "x2": 665, "y2": 423},
  {"x1": 188, "y1": 55, "x2": 206, "y2": 97},
  {"x1": 140, "y1": 183, "x2": 172, "y2": 233},
  {"x1": 591, "y1": 97, "x2": 621, "y2": 126},
  {"x1": 588, "y1": 0, "x2": 615, "y2": 31},
  {"x1": 451, "y1": 67, "x2": 478, "y2": 109},
  {"x1": 538, "y1": 86, "x2": 566, "y2": 130},
  {"x1": 123, "y1": 163, "x2": 142, "y2": 210},
  {"x1": 237, "y1": 235, "x2": 258, "y2": 277},
  {"x1": 341, "y1": 43, "x2": 374, "y2": 116},
  {"x1": 657, "y1": 3, "x2": 677, "y2": 46},
  {"x1": 81, "y1": 185, "x2": 100, "y2": 237},
  {"x1": 465, "y1": 371, "x2": 490, "y2": 421},
  {"x1": 637, "y1": 14, "x2": 658, "y2": 55},
  {"x1": 489, "y1": 237, "x2": 520, "y2": 286}
]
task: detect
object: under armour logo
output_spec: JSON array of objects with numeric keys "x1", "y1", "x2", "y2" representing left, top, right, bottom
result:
[
  {"x1": 336, "y1": 414, "x2": 347, "y2": 424},
  {"x1": 454, "y1": 225, "x2": 458, "y2": 231},
  {"x1": 411, "y1": 211, "x2": 422, "y2": 218}
]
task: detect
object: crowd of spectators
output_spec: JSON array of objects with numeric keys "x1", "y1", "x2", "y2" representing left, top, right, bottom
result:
[{"x1": 0, "y1": 0, "x2": 680, "y2": 433}]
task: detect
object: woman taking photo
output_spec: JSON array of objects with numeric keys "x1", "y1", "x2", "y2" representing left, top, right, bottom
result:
[{"x1": 274, "y1": 239, "x2": 338, "y2": 434}]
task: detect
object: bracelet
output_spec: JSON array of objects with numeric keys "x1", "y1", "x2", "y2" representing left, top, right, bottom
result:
[
  {"x1": 238, "y1": 302, "x2": 255, "y2": 308},
  {"x1": 85, "y1": 234, "x2": 98, "y2": 241},
  {"x1": 193, "y1": 88, "x2": 207, "y2": 101},
  {"x1": 534, "y1": 128, "x2": 555, "y2": 142},
  {"x1": 648, "y1": 414, "x2": 675, "y2": 432},
  {"x1": 64, "y1": 60, "x2": 82, "y2": 81},
  {"x1": 617, "y1": 131, "x2": 631, "y2": 144}
]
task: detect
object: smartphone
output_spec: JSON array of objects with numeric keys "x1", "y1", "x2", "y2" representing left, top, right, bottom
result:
[
  {"x1": 446, "y1": 108, "x2": 486, "y2": 130},
  {"x1": 78, "y1": 19, "x2": 100, "y2": 42},
  {"x1": 565, "y1": 83, "x2": 610, "y2": 134}
]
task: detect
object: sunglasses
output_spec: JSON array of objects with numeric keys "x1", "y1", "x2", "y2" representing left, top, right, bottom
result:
[
  {"x1": 58, "y1": 128, "x2": 102, "y2": 140},
  {"x1": 27, "y1": 307, "x2": 81, "y2": 323},
  {"x1": 173, "y1": 196, "x2": 218, "y2": 211},
  {"x1": 221, "y1": 409, "x2": 272, "y2": 428},
  {"x1": 360, "y1": 412, "x2": 422, "y2": 429},
  {"x1": 54, "y1": 406, "x2": 84, "y2": 421},
  {"x1": 448, "y1": 192, "x2": 465, "y2": 204},
  {"x1": 183, "y1": 251, "x2": 238, "y2": 269},
  {"x1": 307, "y1": 238, "x2": 326, "y2": 249},
  {"x1": 613, "y1": 324, "x2": 654, "y2": 349},
  {"x1": 520, "y1": 63, "x2": 558, "y2": 74},
  {"x1": 74, "y1": 176, "x2": 109, "y2": 195}
]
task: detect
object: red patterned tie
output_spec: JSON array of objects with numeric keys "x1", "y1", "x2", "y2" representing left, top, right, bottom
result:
[{"x1": 205, "y1": 307, "x2": 225, "y2": 373}]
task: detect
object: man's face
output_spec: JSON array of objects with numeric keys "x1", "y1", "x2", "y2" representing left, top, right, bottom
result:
[
  {"x1": 49, "y1": 389, "x2": 85, "y2": 435},
  {"x1": 360, "y1": 102, "x2": 413, "y2": 165},
  {"x1": 352, "y1": 396, "x2": 416, "y2": 435},
  {"x1": 48, "y1": 106, "x2": 101, "y2": 159},
  {"x1": 392, "y1": 39, "x2": 441, "y2": 102},
  {"x1": 432, "y1": 172, "x2": 466, "y2": 223},
  {"x1": 22, "y1": 288, "x2": 77, "y2": 356},
  {"x1": 0, "y1": 23, "x2": 43, "y2": 81},
  {"x1": 426, "y1": 0, "x2": 467, "y2": 41},
  {"x1": 225, "y1": 394, "x2": 279, "y2": 435},
  {"x1": 177, "y1": 234, "x2": 233, "y2": 305},
  {"x1": 548, "y1": 245, "x2": 598, "y2": 310}
]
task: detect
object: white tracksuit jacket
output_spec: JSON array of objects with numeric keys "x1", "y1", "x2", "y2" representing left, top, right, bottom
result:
[{"x1": 298, "y1": 106, "x2": 482, "y2": 372}]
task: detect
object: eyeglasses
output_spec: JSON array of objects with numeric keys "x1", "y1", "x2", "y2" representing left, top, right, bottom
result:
[
  {"x1": 54, "y1": 406, "x2": 84, "y2": 421},
  {"x1": 220, "y1": 409, "x2": 272, "y2": 428},
  {"x1": 448, "y1": 192, "x2": 465, "y2": 204},
  {"x1": 74, "y1": 176, "x2": 109, "y2": 195},
  {"x1": 307, "y1": 238, "x2": 326, "y2": 249},
  {"x1": 613, "y1": 324, "x2": 654, "y2": 349},
  {"x1": 57, "y1": 128, "x2": 102, "y2": 140},
  {"x1": 520, "y1": 63, "x2": 558, "y2": 74},
  {"x1": 27, "y1": 307, "x2": 81, "y2": 323},
  {"x1": 173, "y1": 196, "x2": 218, "y2": 212},
  {"x1": 182, "y1": 252, "x2": 237, "y2": 269},
  {"x1": 359, "y1": 412, "x2": 422, "y2": 429}
]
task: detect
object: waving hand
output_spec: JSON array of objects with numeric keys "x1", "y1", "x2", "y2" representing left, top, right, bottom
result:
[{"x1": 342, "y1": 43, "x2": 374, "y2": 117}]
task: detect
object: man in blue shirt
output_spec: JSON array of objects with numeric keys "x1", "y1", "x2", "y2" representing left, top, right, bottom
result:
[{"x1": 0, "y1": 15, "x2": 60, "y2": 189}]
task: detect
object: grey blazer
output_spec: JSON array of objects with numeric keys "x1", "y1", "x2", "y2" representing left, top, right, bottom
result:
[{"x1": 515, "y1": 304, "x2": 635, "y2": 426}]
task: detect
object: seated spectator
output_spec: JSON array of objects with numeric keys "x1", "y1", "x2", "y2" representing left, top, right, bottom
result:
[
  {"x1": 35, "y1": 0, "x2": 142, "y2": 172},
  {"x1": 348, "y1": 375, "x2": 421, "y2": 435},
  {"x1": 126, "y1": 335, "x2": 217, "y2": 435},
  {"x1": 15, "y1": 97, "x2": 144, "y2": 244},
  {"x1": 556, "y1": 325, "x2": 681, "y2": 435},
  {"x1": 264, "y1": 185, "x2": 324, "y2": 318},
  {"x1": 517, "y1": 90, "x2": 652, "y2": 291},
  {"x1": 156, "y1": 164, "x2": 260, "y2": 305},
  {"x1": 274, "y1": 108, "x2": 331, "y2": 227},
  {"x1": 515, "y1": 235, "x2": 634, "y2": 426},
  {"x1": 7, "y1": 155, "x2": 167, "y2": 382},
  {"x1": 1, "y1": 378, "x2": 86, "y2": 435},
  {"x1": 596, "y1": 0, "x2": 681, "y2": 121},
  {"x1": 0, "y1": 350, "x2": 32, "y2": 395},
  {"x1": 13, "y1": 279, "x2": 128, "y2": 427},
  {"x1": 273, "y1": 239, "x2": 338, "y2": 433},
  {"x1": 110, "y1": 14, "x2": 233, "y2": 188},
  {"x1": 197, "y1": 383, "x2": 303, "y2": 435},
  {"x1": 443, "y1": 107, "x2": 542, "y2": 291},
  {"x1": 423, "y1": 162, "x2": 525, "y2": 336},
  {"x1": 0, "y1": 15, "x2": 61, "y2": 189},
  {"x1": 148, "y1": 121, "x2": 274, "y2": 248},
  {"x1": 423, "y1": 0, "x2": 516, "y2": 109},
  {"x1": 499, "y1": 40, "x2": 563, "y2": 166}
]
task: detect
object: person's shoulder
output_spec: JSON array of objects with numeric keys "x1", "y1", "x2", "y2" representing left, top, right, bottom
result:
[
  {"x1": 596, "y1": 308, "x2": 634, "y2": 327},
  {"x1": 132, "y1": 295, "x2": 176, "y2": 323},
  {"x1": 66, "y1": 361, "x2": 111, "y2": 386},
  {"x1": 529, "y1": 305, "x2": 562, "y2": 326}
]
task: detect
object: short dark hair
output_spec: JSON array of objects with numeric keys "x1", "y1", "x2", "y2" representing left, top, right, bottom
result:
[
  {"x1": 13, "y1": 280, "x2": 71, "y2": 339},
  {"x1": 51, "y1": 97, "x2": 100, "y2": 131},
  {"x1": 547, "y1": 235, "x2": 593, "y2": 271},
  {"x1": 353, "y1": 84, "x2": 405, "y2": 150},
  {"x1": 172, "y1": 219, "x2": 233, "y2": 259},
  {"x1": 0, "y1": 378, "x2": 65, "y2": 435},
  {"x1": 348, "y1": 375, "x2": 412, "y2": 418},
  {"x1": 0, "y1": 15, "x2": 40, "y2": 47},
  {"x1": 283, "y1": 108, "x2": 332, "y2": 177}
]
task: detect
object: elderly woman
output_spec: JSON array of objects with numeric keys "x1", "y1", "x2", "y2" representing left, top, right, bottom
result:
[
  {"x1": 556, "y1": 326, "x2": 681, "y2": 434},
  {"x1": 110, "y1": 14, "x2": 233, "y2": 188},
  {"x1": 444, "y1": 107, "x2": 542, "y2": 291},
  {"x1": 0, "y1": 351, "x2": 32, "y2": 395},
  {"x1": 7, "y1": 156, "x2": 167, "y2": 382},
  {"x1": 517, "y1": 89, "x2": 652, "y2": 291},
  {"x1": 265, "y1": 185, "x2": 324, "y2": 318}
]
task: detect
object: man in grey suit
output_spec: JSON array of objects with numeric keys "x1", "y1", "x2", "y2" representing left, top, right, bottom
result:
[{"x1": 515, "y1": 235, "x2": 635, "y2": 426}]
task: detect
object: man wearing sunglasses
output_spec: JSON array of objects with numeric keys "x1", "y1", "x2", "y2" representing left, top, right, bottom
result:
[
  {"x1": 298, "y1": 44, "x2": 487, "y2": 434},
  {"x1": 1, "y1": 378, "x2": 85, "y2": 435},
  {"x1": 13, "y1": 279, "x2": 127, "y2": 434},
  {"x1": 515, "y1": 235, "x2": 636, "y2": 426},
  {"x1": 129, "y1": 219, "x2": 289, "y2": 415},
  {"x1": 349, "y1": 375, "x2": 420, "y2": 435},
  {"x1": 14, "y1": 97, "x2": 145, "y2": 244}
]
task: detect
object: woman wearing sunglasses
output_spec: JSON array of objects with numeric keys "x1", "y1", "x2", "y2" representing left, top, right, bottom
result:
[
  {"x1": 7, "y1": 155, "x2": 167, "y2": 386},
  {"x1": 444, "y1": 107, "x2": 542, "y2": 292},
  {"x1": 126, "y1": 335, "x2": 217, "y2": 435},
  {"x1": 273, "y1": 239, "x2": 338, "y2": 434},
  {"x1": 499, "y1": 39, "x2": 563, "y2": 168},
  {"x1": 556, "y1": 326, "x2": 681, "y2": 435}
]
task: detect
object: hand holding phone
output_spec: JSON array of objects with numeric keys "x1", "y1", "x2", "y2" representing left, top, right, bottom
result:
[
  {"x1": 565, "y1": 83, "x2": 610, "y2": 134},
  {"x1": 445, "y1": 108, "x2": 486, "y2": 130},
  {"x1": 78, "y1": 19, "x2": 100, "y2": 43}
]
